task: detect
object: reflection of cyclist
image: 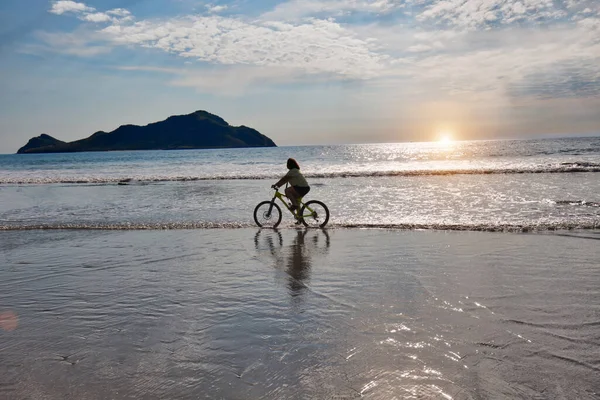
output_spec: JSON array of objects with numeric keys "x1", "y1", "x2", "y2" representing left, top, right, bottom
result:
[
  {"x1": 272, "y1": 158, "x2": 310, "y2": 214},
  {"x1": 254, "y1": 229, "x2": 330, "y2": 307},
  {"x1": 287, "y1": 230, "x2": 311, "y2": 299}
]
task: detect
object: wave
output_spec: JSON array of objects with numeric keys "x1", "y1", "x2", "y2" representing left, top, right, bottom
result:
[
  {"x1": 0, "y1": 222, "x2": 253, "y2": 230},
  {"x1": 2, "y1": 163, "x2": 600, "y2": 185},
  {"x1": 1, "y1": 222, "x2": 598, "y2": 232},
  {"x1": 555, "y1": 200, "x2": 600, "y2": 207},
  {"x1": 559, "y1": 162, "x2": 600, "y2": 168}
]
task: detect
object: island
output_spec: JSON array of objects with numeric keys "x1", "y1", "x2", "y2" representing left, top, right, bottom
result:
[{"x1": 17, "y1": 110, "x2": 276, "y2": 153}]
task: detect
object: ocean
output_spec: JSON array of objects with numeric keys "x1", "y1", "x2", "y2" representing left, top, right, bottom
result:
[
  {"x1": 1, "y1": 137, "x2": 599, "y2": 231},
  {"x1": 1, "y1": 137, "x2": 599, "y2": 399}
]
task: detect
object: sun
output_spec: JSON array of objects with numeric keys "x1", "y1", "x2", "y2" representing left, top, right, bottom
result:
[{"x1": 437, "y1": 131, "x2": 454, "y2": 144}]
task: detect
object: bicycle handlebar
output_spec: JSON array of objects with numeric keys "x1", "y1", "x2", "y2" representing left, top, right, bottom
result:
[{"x1": 271, "y1": 183, "x2": 289, "y2": 190}]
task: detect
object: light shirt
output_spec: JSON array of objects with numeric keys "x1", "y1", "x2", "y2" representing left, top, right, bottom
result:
[{"x1": 285, "y1": 168, "x2": 309, "y2": 187}]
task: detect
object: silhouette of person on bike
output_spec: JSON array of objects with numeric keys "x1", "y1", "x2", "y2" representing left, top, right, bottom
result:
[{"x1": 272, "y1": 158, "x2": 310, "y2": 214}]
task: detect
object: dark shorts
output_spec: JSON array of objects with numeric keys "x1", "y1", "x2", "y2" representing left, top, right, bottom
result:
[{"x1": 293, "y1": 186, "x2": 310, "y2": 197}]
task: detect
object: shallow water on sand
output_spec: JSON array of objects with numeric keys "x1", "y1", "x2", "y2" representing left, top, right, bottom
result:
[
  {"x1": 1, "y1": 229, "x2": 598, "y2": 399},
  {"x1": 1, "y1": 172, "x2": 600, "y2": 231}
]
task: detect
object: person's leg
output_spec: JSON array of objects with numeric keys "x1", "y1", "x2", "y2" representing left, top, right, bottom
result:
[{"x1": 285, "y1": 186, "x2": 299, "y2": 210}]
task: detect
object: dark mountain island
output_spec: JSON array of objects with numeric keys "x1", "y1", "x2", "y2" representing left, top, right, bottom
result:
[{"x1": 17, "y1": 110, "x2": 276, "y2": 154}]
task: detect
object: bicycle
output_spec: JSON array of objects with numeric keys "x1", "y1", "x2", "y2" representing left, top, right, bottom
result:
[{"x1": 253, "y1": 185, "x2": 330, "y2": 228}]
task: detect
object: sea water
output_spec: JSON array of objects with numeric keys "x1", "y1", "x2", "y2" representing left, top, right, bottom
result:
[{"x1": 1, "y1": 137, "x2": 599, "y2": 231}]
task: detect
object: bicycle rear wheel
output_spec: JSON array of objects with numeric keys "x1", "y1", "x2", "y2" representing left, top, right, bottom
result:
[
  {"x1": 254, "y1": 201, "x2": 283, "y2": 228},
  {"x1": 300, "y1": 200, "x2": 329, "y2": 228}
]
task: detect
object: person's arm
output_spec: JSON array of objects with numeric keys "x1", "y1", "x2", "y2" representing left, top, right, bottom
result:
[{"x1": 273, "y1": 175, "x2": 289, "y2": 188}]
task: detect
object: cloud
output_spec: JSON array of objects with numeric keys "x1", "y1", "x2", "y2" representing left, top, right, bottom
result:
[
  {"x1": 403, "y1": 29, "x2": 464, "y2": 52},
  {"x1": 49, "y1": 1, "x2": 95, "y2": 15},
  {"x1": 118, "y1": 64, "x2": 319, "y2": 94},
  {"x1": 509, "y1": 64, "x2": 600, "y2": 99},
  {"x1": 82, "y1": 12, "x2": 113, "y2": 23},
  {"x1": 43, "y1": 2, "x2": 391, "y2": 79},
  {"x1": 407, "y1": 43, "x2": 433, "y2": 52},
  {"x1": 49, "y1": 1, "x2": 132, "y2": 23},
  {"x1": 412, "y1": 0, "x2": 600, "y2": 30},
  {"x1": 397, "y1": 23, "x2": 600, "y2": 102},
  {"x1": 22, "y1": 30, "x2": 112, "y2": 57},
  {"x1": 416, "y1": 0, "x2": 564, "y2": 29},
  {"x1": 99, "y1": 16, "x2": 388, "y2": 78},
  {"x1": 578, "y1": 16, "x2": 600, "y2": 32},
  {"x1": 40, "y1": 0, "x2": 600, "y2": 102},
  {"x1": 261, "y1": 0, "x2": 400, "y2": 20},
  {"x1": 205, "y1": 4, "x2": 228, "y2": 14},
  {"x1": 106, "y1": 8, "x2": 131, "y2": 17}
]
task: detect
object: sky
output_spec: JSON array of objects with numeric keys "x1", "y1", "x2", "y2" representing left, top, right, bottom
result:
[{"x1": 1, "y1": 0, "x2": 599, "y2": 153}]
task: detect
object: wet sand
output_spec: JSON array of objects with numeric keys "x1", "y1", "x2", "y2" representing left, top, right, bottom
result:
[{"x1": 1, "y1": 229, "x2": 599, "y2": 399}]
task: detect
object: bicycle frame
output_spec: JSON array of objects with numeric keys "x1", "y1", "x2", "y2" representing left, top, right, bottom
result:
[{"x1": 269, "y1": 188, "x2": 315, "y2": 220}]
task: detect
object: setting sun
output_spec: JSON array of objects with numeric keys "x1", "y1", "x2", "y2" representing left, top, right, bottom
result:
[{"x1": 437, "y1": 131, "x2": 454, "y2": 143}]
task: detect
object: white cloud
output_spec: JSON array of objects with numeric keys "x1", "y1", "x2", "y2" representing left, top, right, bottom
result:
[
  {"x1": 82, "y1": 12, "x2": 113, "y2": 23},
  {"x1": 407, "y1": 43, "x2": 433, "y2": 52},
  {"x1": 351, "y1": 23, "x2": 466, "y2": 55},
  {"x1": 49, "y1": 1, "x2": 132, "y2": 23},
  {"x1": 41, "y1": 0, "x2": 600, "y2": 101},
  {"x1": 100, "y1": 16, "x2": 388, "y2": 78},
  {"x1": 206, "y1": 4, "x2": 228, "y2": 14},
  {"x1": 399, "y1": 24, "x2": 600, "y2": 101},
  {"x1": 416, "y1": 0, "x2": 564, "y2": 29},
  {"x1": 261, "y1": 0, "x2": 399, "y2": 21},
  {"x1": 578, "y1": 17, "x2": 600, "y2": 31},
  {"x1": 49, "y1": 1, "x2": 95, "y2": 15},
  {"x1": 106, "y1": 8, "x2": 131, "y2": 17},
  {"x1": 565, "y1": 0, "x2": 600, "y2": 14}
]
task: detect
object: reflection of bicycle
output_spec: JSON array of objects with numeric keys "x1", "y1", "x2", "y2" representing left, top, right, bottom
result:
[
  {"x1": 254, "y1": 229, "x2": 329, "y2": 253},
  {"x1": 254, "y1": 229, "x2": 283, "y2": 254},
  {"x1": 254, "y1": 186, "x2": 330, "y2": 228}
]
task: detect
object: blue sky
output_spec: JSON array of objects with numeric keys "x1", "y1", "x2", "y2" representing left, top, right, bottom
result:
[{"x1": 1, "y1": 0, "x2": 599, "y2": 153}]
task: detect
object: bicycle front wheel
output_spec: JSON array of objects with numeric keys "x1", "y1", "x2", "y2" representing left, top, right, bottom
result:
[
  {"x1": 254, "y1": 201, "x2": 282, "y2": 228},
  {"x1": 300, "y1": 200, "x2": 330, "y2": 228}
]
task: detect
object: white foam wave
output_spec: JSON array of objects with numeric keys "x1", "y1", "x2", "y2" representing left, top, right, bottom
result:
[{"x1": 1, "y1": 222, "x2": 598, "y2": 232}]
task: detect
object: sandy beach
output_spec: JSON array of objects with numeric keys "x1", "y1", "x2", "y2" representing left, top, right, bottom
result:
[{"x1": 1, "y1": 228, "x2": 598, "y2": 399}]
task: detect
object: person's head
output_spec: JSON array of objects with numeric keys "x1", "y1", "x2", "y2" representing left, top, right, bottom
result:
[{"x1": 287, "y1": 158, "x2": 300, "y2": 170}]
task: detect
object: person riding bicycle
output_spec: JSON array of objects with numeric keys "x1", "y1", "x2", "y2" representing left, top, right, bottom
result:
[{"x1": 272, "y1": 158, "x2": 310, "y2": 214}]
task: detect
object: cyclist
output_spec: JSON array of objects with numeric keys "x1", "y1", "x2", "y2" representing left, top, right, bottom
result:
[{"x1": 272, "y1": 158, "x2": 310, "y2": 214}]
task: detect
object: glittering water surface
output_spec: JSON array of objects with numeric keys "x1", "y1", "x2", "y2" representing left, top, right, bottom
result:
[
  {"x1": 3, "y1": 138, "x2": 600, "y2": 184},
  {"x1": 1, "y1": 138, "x2": 600, "y2": 231},
  {"x1": 1, "y1": 229, "x2": 598, "y2": 399}
]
